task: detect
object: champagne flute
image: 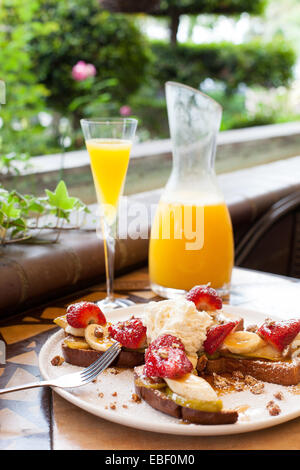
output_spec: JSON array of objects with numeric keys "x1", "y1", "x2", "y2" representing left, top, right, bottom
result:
[{"x1": 80, "y1": 118, "x2": 138, "y2": 310}]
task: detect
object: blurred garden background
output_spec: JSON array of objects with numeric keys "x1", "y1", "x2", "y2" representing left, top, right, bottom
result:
[
  {"x1": 1, "y1": 0, "x2": 300, "y2": 173},
  {"x1": 1, "y1": 0, "x2": 300, "y2": 327}
]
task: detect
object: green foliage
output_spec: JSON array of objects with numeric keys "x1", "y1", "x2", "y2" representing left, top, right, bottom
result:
[
  {"x1": 0, "y1": 152, "x2": 31, "y2": 177},
  {"x1": 151, "y1": 39, "x2": 296, "y2": 91},
  {"x1": 0, "y1": 0, "x2": 152, "y2": 157},
  {"x1": 130, "y1": 75, "x2": 300, "y2": 140},
  {"x1": 205, "y1": 89, "x2": 277, "y2": 130},
  {"x1": 153, "y1": 0, "x2": 266, "y2": 16},
  {"x1": 0, "y1": 0, "x2": 54, "y2": 156},
  {"x1": 135, "y1": 38, "x2": 296, "y2": 138},
  {"x1": 29, "y1": 0, "x2": 152, "y2": 115},
  {"x1": 0, "y1": 0, "x2": 297, "y2": 164},
  {"x1": 0, "y1": 180, "x2": 90, "y2": 245},
  {"x1": 128, "y1": 85, "x2": 169, "y2": 139},
  {"x1": 45, "y1": 180, "x2": 86, "y2": 217}
]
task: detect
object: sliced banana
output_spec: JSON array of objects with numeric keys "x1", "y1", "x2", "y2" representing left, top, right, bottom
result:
[
  {"x1": 223, "y1": 331, "x2": 265, "y2": 355},
  {"x1": 54, "y1": 315, "x2": 85, "y2": 337},
  {"x1": 165, "y1": 373, "x2": 218, "y2": 402},
  {"x1": 186, "y1": 354, "x2": 198, "y2": 369},
  {"x1": 64, "y1": 336, "x2": 90, "y2": 350},
  {"x1": 84, "y1": 324, "x2": 115, "y2": 352},
  {"x1": 248, "y1": 343, "x2": 283, "y2": 361},
  {"x1": 54, "y1": 315, "x2": 68, "y2": 329}
]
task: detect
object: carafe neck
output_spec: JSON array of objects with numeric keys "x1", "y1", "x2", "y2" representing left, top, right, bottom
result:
[{"x1": 166, "y1": 81, "x2": 222, "y2": 180}]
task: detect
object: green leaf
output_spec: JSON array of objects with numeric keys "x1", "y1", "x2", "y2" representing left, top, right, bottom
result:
[
  {"x1": 25, "y1": 197, "x2": 46, "y2": 214},
  {"x1": 0, "y1": 202, "x2": 21, "y2": 219},
  {"x1": 0, "y1": 179, "x2": 89, "y2": 244},
  {"x1": 10, "y1": 218, "x2": 27, "y2": 237},
  {"x1": 45, "y1": 180, "x2": 77, "y2": 211}
]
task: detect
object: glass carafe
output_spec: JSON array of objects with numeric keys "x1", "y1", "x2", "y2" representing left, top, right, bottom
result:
[{"x1": 149, "y1": 82, "x2": 234, "y2": 298}]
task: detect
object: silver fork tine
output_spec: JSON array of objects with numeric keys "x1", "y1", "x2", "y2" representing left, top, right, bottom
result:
[
  {"x1": 82, "y1": 347, "x2": 121, "y2": 383},
  {"x1": 80, "y1": 343, "x2": 120, "y2": 378},
  {"x1": 93, "y1": 349, "x2": 120, "y2": 375},
  {"x1": 81, "y1": 347, "x2": 120, "y2": 381},
  {"x1": 91, "y1": 348, "x2": 121, "y2": 375}
]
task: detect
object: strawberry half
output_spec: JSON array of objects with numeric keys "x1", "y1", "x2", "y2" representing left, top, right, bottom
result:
[
  {"x1": 66, "y1": 302, "x2": 106, "y2": 328},
  {"x1": 108, "y1": 317, "x2": 147, "y2": 349},
  {"x1": 186, "y1": 285, "x2": 222, "y2": 311},
  {"x1": 203, "y1": 321, "x2": 238, "y2": 355},
  {"x1": 145, "y1": 334, "x2": 185, "y2": 361},
  {"x1": 257, "y1": 319, "x2": 300, "y2": 352},
  {"x1": 144, "y1": 335, "x2": 193, "y2": 379}
]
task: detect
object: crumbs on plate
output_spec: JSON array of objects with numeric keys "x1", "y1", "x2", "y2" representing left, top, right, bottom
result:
[
  {"x1": 266, "y1": 400, "x2": 281, "y2": 416},
  {"x1": 51, "y1": 355, "x2": 64, "y2": 366}
]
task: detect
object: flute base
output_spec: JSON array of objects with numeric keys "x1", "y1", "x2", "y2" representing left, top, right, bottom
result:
[{"x1": 97, "y1": 296, "x2": 135, "y2": 311}]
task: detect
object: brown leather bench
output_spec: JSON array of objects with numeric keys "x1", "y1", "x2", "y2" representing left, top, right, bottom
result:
[{"x1": 0, "y1": 155, "x2": 299, "y2": 316}]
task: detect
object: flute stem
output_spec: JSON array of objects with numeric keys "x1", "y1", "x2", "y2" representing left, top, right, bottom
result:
[
  {"x1": 103, "y1": 226, "x2": 115, "y2": 301},
  {"x1": 98, "y1": 207, "x2": 134, "y2": 310},
  {"x1": 102, "y1": 214, "x2": 117, "y2": 303}
]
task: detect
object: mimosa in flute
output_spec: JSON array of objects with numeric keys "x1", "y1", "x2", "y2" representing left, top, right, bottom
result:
[
  {"x1": 86, "y1": 139, "x2": 132, "y2": 223},
  {"x1": 81, "y1": 118, "x2": 137, "y2": 309}
]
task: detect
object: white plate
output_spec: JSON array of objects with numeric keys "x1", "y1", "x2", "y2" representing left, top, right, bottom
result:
[{"x1": 39, "y1": 304, "x2": 300, "y2": 436}]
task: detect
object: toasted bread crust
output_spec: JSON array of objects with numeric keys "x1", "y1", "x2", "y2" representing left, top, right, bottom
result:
[
  {"x1": 133, "y1": 366, "x2": 238, "y2": 425},
  {"x1": 62, "y1": 342, "x2": 144, "y2": 368},
  {"x1": 204, "y1": 356, "x2": 300, "y2": 386}
]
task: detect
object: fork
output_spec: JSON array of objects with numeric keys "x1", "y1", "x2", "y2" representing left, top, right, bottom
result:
[{"x1": 0, "y1": 342, "x2": 121, "y2": 395}]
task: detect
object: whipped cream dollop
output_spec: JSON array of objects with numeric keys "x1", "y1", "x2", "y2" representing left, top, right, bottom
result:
[{"x1": 144, "y1": 298, "x2": 213, "y2": 356}]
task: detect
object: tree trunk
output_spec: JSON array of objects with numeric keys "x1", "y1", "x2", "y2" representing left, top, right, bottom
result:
[{"x1": 170, "y1": 12, "x2": 180, "y2": 45}]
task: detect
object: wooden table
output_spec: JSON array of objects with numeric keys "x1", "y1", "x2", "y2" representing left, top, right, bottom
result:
[{"x1": 1, "y1": 266, "x2": 300, "y2": 450}]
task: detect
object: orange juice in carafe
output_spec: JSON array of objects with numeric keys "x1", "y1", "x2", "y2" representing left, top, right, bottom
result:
[
  {"x1": 149, "y1": 197, "x2": 234, "y2": 292},
  {"x1": 149, "y1": 82, "x2": 233, "y2": 297}
]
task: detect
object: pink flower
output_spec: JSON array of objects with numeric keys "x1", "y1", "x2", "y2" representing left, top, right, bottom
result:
[
  {"x1": 119, "y1": 105, "x2": 132, "y2": 117},
  {"x1": 72, "y1": 61, "x2": 96, "y2": 81}
]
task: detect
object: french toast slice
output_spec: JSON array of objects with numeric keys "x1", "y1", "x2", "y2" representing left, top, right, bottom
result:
[
  {"x1": 134, "y1": 366, "x2": 238, "y2": 425},
  {"x1": 54, "y1": 309, "x2": 146, "y2": 369},
  {"x1": 62, "y1": 336, "x2": 144, "y2": 368},
  {"x1": 201, "y1": 317, "x2": 300, "y2": 386},
  {"x1": 202, "y1": 355, "x2": 300, "y2": 386}
]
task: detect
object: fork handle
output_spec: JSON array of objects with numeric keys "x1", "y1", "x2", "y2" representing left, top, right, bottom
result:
[{"x1": 0, "y1": 380, "x2": 50, "y2": 394}]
